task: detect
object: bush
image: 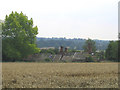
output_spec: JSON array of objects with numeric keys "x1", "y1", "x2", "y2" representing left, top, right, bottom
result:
[
  {"x1": 40, "y1": 49, "x2": 56, "y2": 54},
  {"x1": 86, "y1": 56, "x2": 94, "y2": 62},
  {"x1": 45, "y1": 58, "x2": 52, "y2": 62}
]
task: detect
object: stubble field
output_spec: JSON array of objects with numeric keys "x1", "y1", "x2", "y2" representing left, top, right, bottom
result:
[{"x1": 2, "y1": 63, "x2": 118, "y2": 88}]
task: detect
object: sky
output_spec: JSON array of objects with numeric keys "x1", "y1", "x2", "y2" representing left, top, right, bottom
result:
[{"x1": 0, "y1": 0, "x2": 119, "y2": 40}]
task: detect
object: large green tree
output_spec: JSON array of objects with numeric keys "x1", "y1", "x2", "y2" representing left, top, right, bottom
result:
[
  {"x1": 2, "y1": 11, "x2": 39, "y2": 61},
  {"x1": 83, "y1": 38, "x2": 96, "y2": 54},
  {"x1": 105, "y1": 41, "x2": 118, "y2": 61}
]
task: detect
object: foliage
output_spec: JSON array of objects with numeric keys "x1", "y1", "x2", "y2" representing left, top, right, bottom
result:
[
  {"x1": 40, "y1": 48, "x2": 59, "y2": 54},
  {"x1": 86, "y1": 56, "x2": 94, "y2": 62},
  {"x1": 105, "y1": 41, "x2": 118, "y2": 61},
  {"x1": 67, "y1": 49, "x2": 77, "y2": 53},
  {"x1": 0, "y1": 20, "x2": 2, "y2": 35},
  {"x1": 36, "y1": 37, "x2": 109, "y2": 50},
  {"x1": 83, "y1": 38, "x2": 96, "y2": 54},
  {"x1": 45, "y1": 58, "x2": 52, "y2": 62},
  {"x1": 0, "y1": 23, "x2": 1, "y2": 30},
  {"x1": 2, "y1": 11, "x2": 39, "y2": 61},
  {"x1": 96, "y1": 51, "x2": 105, "y2": 60}
]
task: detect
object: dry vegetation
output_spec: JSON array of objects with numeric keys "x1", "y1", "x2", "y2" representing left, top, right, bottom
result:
[{"x1": 2, "y1": 63, "x2": 118, "y2": 88}]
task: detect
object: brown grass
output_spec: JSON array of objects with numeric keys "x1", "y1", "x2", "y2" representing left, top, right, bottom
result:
[{"x1": 2, "y1": 62, "x2": 118, "y2": 88}]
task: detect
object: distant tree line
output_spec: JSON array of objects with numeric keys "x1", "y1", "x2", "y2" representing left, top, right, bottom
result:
[{"x1": 36, "y1": 37, "x2": 109, "y2": 50}]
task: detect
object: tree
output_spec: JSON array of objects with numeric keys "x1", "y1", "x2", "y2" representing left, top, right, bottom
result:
[
  {"x1": 96, "y1": 50, "x2": 105, "y2": 60},
  {"x1": 105, "y1": 41, "x2": 118, "y2": 61},
  {"x1": 83, "y1": 38, "x2": 96, "y2": 54},
  {"x1": 2, "y1": 11, "x2": 39, "y2": 61}
]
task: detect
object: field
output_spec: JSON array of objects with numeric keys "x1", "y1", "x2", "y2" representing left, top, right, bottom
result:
[{"x1": 2, "y1": 63, "x2": 118, "y2": 88}]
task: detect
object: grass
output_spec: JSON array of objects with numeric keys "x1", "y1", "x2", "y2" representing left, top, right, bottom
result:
[{"x1": 2, "y1": 62, "x2": 118, "y2": 88}]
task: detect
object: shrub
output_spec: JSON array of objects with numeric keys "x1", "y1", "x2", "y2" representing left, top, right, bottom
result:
[
  {"x1": 86, "y1": 56, "x2": 94, "y2": 62},
  {"x1": 45, "y1": 58, "x2": 52, "y2": 62}
]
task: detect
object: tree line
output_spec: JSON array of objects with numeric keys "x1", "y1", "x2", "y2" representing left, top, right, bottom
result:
[{"x1": 36, "y1": 37, "x2": 109, "y2": 50}]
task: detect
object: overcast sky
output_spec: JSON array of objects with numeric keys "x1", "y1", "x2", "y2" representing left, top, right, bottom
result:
[{"x1": 0, "y1": 0, "x2": 119, "y2": 40}]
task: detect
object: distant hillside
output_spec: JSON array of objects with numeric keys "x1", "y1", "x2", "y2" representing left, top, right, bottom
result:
[{"x1": 36, "y1": 37, "x2": 110, "y2": 50}]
